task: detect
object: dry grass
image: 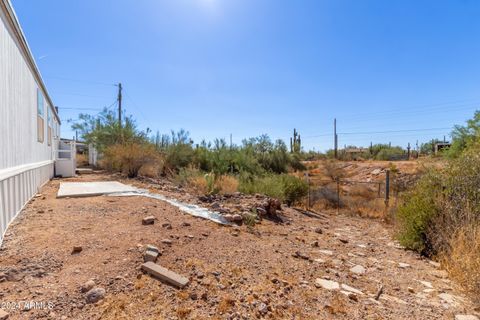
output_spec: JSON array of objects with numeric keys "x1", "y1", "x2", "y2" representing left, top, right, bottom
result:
[
  {"x1": 188, "y1": 174, "x2": 239, "y2": 195},
  {"x1": 138, "y1": 162, "x2": 163, "y2": 178},
  {"x1": 443, "y1": 225, "x2": 480, "y2": 304},
  {"x1": 216, "y1": 175, "x2": 239, "y2": 194},
  {"x1": 325, "y1": 292, "x2": 347, "y2": 314},
  {"x1": 76, "y1": 153, "x2": 89, "y2": 167},
  {"x1": 217, "y1": 295, "x2": 236, "y2": 313},
  {"x1": 323, "y1": 160, "x2": 347, "y2": 181}
]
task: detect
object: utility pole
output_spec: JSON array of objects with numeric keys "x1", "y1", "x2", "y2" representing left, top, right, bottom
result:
[
  {"x1": 334, "y1": 118, "x2": 338, "y2": 159},
  {"x1": 407, "y1": 142, "x2": 411, "y2": 160},
  {"x1": 117, "y1": 83, "x2": 122, "y2": 127}
]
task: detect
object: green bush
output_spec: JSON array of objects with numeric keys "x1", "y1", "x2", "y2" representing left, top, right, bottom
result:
[
  {"x1": 395, "y1": 170, "x2": 442, "y2": 254},
  {"x1": 238, "y1": 174, "x2": 308, "y2": 206}
]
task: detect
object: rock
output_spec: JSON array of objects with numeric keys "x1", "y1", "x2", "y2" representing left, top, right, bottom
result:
[
  {"x1": 161, "y1": 239, "x2": 173, "y2": 245},
  {"x1": 350, "y1": 265, "x2": 366, "y2": 275},
  {"x1": 72, "y1": 246, "x2": 83, "y2": 254},
  {"x1": 81, "y1": 280, "x2": 95, "y2": 293},
  {"x1": 181, "y1": 222, "x2": 191, "y2": 227},
  {"x1": 314, "y1": 258, "x2": 325, "y2": 264},
  {"x1": 338, "y1": 238, "x2": 349, "y2": 244},
  {"x1": 256, "y1": 207, "x2": 267, "y2": 216},
  {"x1": 418, "y1": 280, "x2": 433, "y2": 288},
  {"x1": 455, "y1": 315, "x2": 479, "y2": 320},
  {"x1": 0, "y1": 309, "x2": 8, "y2": 320},
  {"x1": 162, "y1": 223, "x2": 172, "y2": 229},
  {"x1": 190, "y1": 292, "x2": 198, "y2": 300},
  {"x1": 398, "y1": 263, "x2": 410, "y2": 269},
  {"x1": 311, "y1": 241, "x2": 319, "y2": 247},
  {"x1": 319, "y1": 250, "x2": 333, "y2": 256},
  {"x1": 315, "y1": 278, "x2": 339, "y2": 290},
  {"x1": 314, "y1": 227, "x2": 323, "y2": 234},
  {"x1": 407, "y1": 287, "x2": 415, "y2": 293},
  {"x1": 439, "y1": 293, "x2": 457, "y2": 305},
  {"x1": 258, "y1": 302, "x2": 268, "y2": 315},
  {"x1": 292, "y1": 251, "x2": 310, "y2": 260},
  {"x1": 429, "y1": 261, "x2": 441, "y2": 268},
  {"x1": 144, "y1": 250, "x2": 159, "y2": 262},
  {"x1": 146, "y1": 245, "x2": 159, "y2": 254},
  {"x1": 231, "y1": 214, "x2": 243, "y2": 223},
  {"x1": 341, "y1": 284, "x2": 363, "y2": 295},
  {"x1": 85, "y1": 287, "x2": 106, "y2": 304},
  {"x1": 142, "y1": 216, "x2": 155, "y2": 225}
]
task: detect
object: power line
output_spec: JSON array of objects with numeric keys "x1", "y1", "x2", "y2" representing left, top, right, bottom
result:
[
  {"x1": 44, "y1": 76, "x2": 115, "y2": 87},
  {"x1": 339, "y1": 127, "x2": 452, "y2": 135}
]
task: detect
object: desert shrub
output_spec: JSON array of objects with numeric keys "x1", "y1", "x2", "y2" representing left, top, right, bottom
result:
[
  {"x1": 323, "y1": 160, "x2": 346, "y2": 181},
  {"x1": 281, "y1": 174, "x2": 309, "y2": 206},
  {"x1": 215, "y1": 175, "x2": 239, "y2": 194},
  {"x1": 375, "y1": 147, "x2": 405, "y2": 161},
  {"x1": 395, "y1": 169, "x2": 443, "y2": 254},
  {"x1": 442, "y1": 225, "x2": 480, "y2": 302},
  {"x1": 238, "y1": 174, "x2": 308, "y2": 206},
  {"x1": 102, "y1": 143, "x2": 159, "y2": 178}
]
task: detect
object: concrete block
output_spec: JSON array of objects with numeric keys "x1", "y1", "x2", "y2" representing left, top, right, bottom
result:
[
  {"x1": 142, "y1": 216, "x2": 155, "y2": 225},
  {"x1": 144, "y1": 250, "x2": 159, "y2": 262},
  {"x1": 141, "y1": 262, "x2": 189, "y2": 288}
]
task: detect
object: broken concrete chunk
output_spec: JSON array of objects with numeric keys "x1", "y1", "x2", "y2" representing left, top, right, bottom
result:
[
  {"x1": 141, "y1": 262, "x2": 189, "y2": 288},
  {"x1": 315, "y1": 278, "x2": 339, "y2": 290},
  {"x1": 144, "y1": 250, "x2": 159, "y2": 263},
  {"x1": 146, "y1": 245, "x2": 159, "y2": 254},
  {"x1": 142, "y1": 216, "x2": 155, "y2": 225},
  {"x1": 350, "y1": 265, "x2": 366, "y2": 275}
]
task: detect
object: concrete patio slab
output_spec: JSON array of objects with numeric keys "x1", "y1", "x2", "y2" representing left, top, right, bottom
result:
[{"x1": 57, "y1": 181, "x2": 137, "y2": 198}]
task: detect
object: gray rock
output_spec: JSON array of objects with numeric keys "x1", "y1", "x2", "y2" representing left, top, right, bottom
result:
[
  {"x1": 258, "y1": 302, "x2": 268, "y2": 315},
  {"x1": 85, "y1": 287, "x2": 106, "y2": 304}
]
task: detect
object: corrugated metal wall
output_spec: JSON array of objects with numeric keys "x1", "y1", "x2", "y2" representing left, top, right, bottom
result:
[
  {"x1": 0, "y1": 4, "x2": 58, "y2": 170},
  {"x1": 0, "y1": 162, "x2": 53, "y2": 242},
  {"x1": 0, "y1": 3, "x2": 59, "y2": 243}
]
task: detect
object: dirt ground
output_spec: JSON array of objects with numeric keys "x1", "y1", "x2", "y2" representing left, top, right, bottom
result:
[{"x1": 0, "y1": 172, "x2": 478, "y2": 319}]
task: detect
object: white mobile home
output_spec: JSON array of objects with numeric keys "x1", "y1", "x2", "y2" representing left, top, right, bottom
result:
[{"x1": 0, "y1": 0, "x2": 61, "y2": 241}]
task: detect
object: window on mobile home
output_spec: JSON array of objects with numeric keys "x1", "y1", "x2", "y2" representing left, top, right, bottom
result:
[
  {"x1": 47, "y1": 105, "x2": 52, "y2": 146},
  {"x1": 37, "y1": 88, "x2": 44, "y2": 143}
]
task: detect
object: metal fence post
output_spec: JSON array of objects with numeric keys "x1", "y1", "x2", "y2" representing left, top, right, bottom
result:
[
  {"x1": 336, "y1": 178, "x2": 340, "y2": 210},
  {"x1": 385, "y1": 170, "x2": 390, "y2": 207}
]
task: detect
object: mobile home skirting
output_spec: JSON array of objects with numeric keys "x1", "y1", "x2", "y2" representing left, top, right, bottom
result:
[{"x1": 0, "y1": 160, "x2": 53, "y2": 243}]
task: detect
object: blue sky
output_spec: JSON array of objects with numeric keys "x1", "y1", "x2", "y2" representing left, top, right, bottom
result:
[{"x1": 12, "y1": 0, "x2": 480, "y2": 151}]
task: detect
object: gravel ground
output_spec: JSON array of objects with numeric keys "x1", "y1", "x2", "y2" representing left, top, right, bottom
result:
[{"x1": 0, "y1": 173, "x2": 478, "y2": 320}]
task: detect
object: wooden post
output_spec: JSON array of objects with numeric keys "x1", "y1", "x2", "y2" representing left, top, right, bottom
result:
[
  {"x1": 305, "y1": 173, "x2": 310, "y2": 210},
  {"x1": 385, "y1": 170, "x2": 390, "y2": 207}
]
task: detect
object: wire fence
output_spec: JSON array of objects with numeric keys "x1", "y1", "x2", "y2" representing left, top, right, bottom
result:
[{"x1": 303, "y1": 171, "x2": 395, "y2": 218}]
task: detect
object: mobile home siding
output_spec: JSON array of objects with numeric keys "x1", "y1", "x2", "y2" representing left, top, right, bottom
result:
[{"x1": 0, "y1": 0, "x2": 59, "y2": 242}]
